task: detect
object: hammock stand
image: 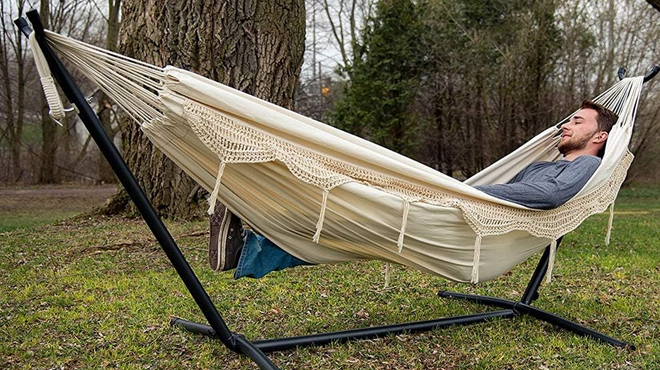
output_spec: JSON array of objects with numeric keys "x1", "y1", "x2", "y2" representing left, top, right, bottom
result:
[{"x1": 17, "y1": 10, "x2": 658, "y2": 370}]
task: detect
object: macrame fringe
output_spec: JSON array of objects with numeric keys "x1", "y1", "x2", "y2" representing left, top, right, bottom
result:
[
  {"x1": 397, "y1": 201, "x2": 411, "y2": 253},
  {"x1": 313, "y1": 189, "x2": 330, "y2": 243},
  {"x1": 545, "y1": 239, "x2": 558, "y2": 284},
  {"x1": 384, "y1": 263, "x2": 391, "y2": 288},
  {"x1": 470, "y1": 235, "x2": 482, "y2": 284},
  {"x1": 605, "y1": 202, "x2": 615, "y2": 245},
  {"x1": 206, "y1": 161, "x2": 226, "y2": 215}
]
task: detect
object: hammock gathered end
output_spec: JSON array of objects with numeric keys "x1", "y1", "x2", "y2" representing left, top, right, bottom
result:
[
  {"x1": 28, "y1": 33, "x2": 65, "y2": 123},
  {"x1": 28, "y1": 30, "x2": 644, "y2": 284}
]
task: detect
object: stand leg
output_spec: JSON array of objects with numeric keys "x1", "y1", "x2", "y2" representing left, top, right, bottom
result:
[
  {"x1": 520, "y1": 238, "x2": 562, "y2": 304},
  {"x1": 514, "y1": 303, "x2": 635, "y2": 350},
  {"x1": 438, "y1": 240, "x2": 635, "y2": 350},
  {"x1": 437, "y1": 291, "x2": 517, "y2": 309}
]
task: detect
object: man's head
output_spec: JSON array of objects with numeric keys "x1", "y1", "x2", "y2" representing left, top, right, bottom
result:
[{"x1": 558, "y1": 100, "x2": 618, "y2": 159}]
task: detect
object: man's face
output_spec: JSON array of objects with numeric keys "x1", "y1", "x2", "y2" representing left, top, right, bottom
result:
[{"x1": 558, "y1": 108, "x2": 600, "y2": 155}]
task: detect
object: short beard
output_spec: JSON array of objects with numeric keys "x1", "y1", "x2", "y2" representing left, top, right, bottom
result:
[
  {"x1": 557, "y1": 138, "x2": 587, "y2": 155},
  {"x1": 558, "y1": 128, "x2": 599, "y2": 155}
]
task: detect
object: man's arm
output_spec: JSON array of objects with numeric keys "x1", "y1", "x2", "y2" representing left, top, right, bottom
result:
[{"x1": 474, "y1": 156, "x2": 601, "y2": 209}]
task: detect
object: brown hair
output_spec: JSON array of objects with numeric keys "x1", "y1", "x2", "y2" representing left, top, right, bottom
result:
[
  {"x1": 580, "y1": 100, "x2": 618, "y2": 158},
  {"x1": 580, "y1": 100, "x2": 618, "y2": 133}
]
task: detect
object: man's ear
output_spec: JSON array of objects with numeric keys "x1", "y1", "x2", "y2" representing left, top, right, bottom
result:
[{"x1": 594, "y1": 131, "x2": 608, "y2": 144}]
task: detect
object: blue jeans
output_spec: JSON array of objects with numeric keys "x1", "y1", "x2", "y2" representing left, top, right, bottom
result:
[{"x1": 234, "y1": 230, "x2": 312, "y2": 279}]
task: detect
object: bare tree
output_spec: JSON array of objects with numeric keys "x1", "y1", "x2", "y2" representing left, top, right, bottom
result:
[
  {"x1": 105, "y1": 0, "x2": 306, "y2": 219},
  {"x1": 96, "y1": 0, "x2": 121, "y2": 184},
  {"x1": 29, "y1": 0, "x2": 103, "y2": 183},
  {"x1": 0, "y1": 0, "x2": 31, "y2": 183},
  {"x1": 319, "y1": 0, "x2": 374, "y2": 77},
  {"x1": 553, "y1": 0, "x2": 660, "y2": 183},
  {"x1": 37, "y1": 0, "x2": 58, "y2": 183}
]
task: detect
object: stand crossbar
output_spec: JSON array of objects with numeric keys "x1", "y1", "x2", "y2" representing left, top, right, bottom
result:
[
  {"x1": 172, "y1": 309, "x2": 515, "y2": 353},
  {"x1": 16, "y1": 10, "x2": 646, "y2": 369}
]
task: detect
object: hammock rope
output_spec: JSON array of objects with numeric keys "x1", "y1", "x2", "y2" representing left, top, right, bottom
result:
[{"x1": 28, "y1": 33, "x2": 65, "y2": 123}]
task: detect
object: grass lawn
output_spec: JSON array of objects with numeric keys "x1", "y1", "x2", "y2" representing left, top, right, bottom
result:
[{"x1": 1, "y1": 184, "x2": 658, "y2": 369}]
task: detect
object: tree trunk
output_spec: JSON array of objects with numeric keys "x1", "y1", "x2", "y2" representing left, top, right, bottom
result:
[
  {"x1": 97, "y1": 0, "x2": 122, "y2": 184},
  {"x1": 39, "y1": 0, "x2": 58, "y2": 184},
  {"x1": 0, "y1": 11, "x2": 17, "y2": 182},
  {"x1": 106, "y1": 0, "x2": 305, "y2": 219},
  {"x1": 12, "y1": 27, "x2": 24, "y2": 182},
  {"x1": 0, "y1": 0, "x2": 27, "y2": 182}
]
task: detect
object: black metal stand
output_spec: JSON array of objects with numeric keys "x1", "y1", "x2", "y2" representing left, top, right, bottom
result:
[
  {"x1": 16, "y1": 10, "x2": 647, "y2": 369},
  {"x1": 169, "y1": 241, "x2": 634, "y2": 355},
  {"x1": 439, "y1": 242, "x2": 635, "y2": 350}
]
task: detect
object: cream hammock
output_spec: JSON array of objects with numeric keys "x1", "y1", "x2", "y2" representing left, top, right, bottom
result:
[{"x1": 32, "y1": 31, "x2": 644, "y2": 284}]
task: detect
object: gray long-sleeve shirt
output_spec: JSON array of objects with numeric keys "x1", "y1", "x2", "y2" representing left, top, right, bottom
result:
[{"x1": 474, "y1": 155, "x2": 601, "y2": 210}]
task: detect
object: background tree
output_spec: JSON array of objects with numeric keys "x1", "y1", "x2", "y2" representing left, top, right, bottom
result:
[
  {"x1": 0, "y1": 0, "x2": 103, "y2": 184},
  {"x1": 330, "y1": 0, "x2": 425, "y2": 157},
  {"x1": 106, "y1": 0, "x2": 306, "y2": 219},
  {"x1": 95, "y1": 0, "x2": 121, "y2": 184},
  {"x1": 295, "y1": 0, "x2": 375, "y2": 122},
  {"x1": 2, "y1": 0, "x2": 659, "y2": 186},
  {"x1": 0, "y1": 0, "x2": 29, "y2": 183},
  {"x1": 38, "y1": 0, "x2": 56, "y2": 183},
  {"x1": 38, "y1": 0, "x2": 102, "y2": 183},
  {"x1": 416, "y1": 0, "x2": 561, "y2": 177}
]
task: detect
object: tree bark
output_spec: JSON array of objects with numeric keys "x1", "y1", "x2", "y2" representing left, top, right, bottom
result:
[
  {"x1": 107, "y1": 0, "x2": 305, "y2": 219},
  {"x1": 39, "y1": 0, "x2": 58, "y2": 183}
]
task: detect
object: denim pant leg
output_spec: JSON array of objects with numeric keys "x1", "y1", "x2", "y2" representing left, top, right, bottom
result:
[{"x1": 234, "y1": 230, "x2": 312, "y2": 279}]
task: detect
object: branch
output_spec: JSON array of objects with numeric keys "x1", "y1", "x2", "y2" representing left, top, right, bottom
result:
[{"x1": 322, "y1": 0, "x2": 349, "y2": 70}]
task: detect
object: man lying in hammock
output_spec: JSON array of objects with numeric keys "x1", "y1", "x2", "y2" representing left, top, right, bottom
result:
[{"x1": 209, "y1": 100, "x2": 618, "y2": 278}]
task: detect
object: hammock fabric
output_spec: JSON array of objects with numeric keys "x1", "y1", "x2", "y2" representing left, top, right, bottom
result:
[{"x1": 31, "y1": 31, "x2": 644, "y2": 284}]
